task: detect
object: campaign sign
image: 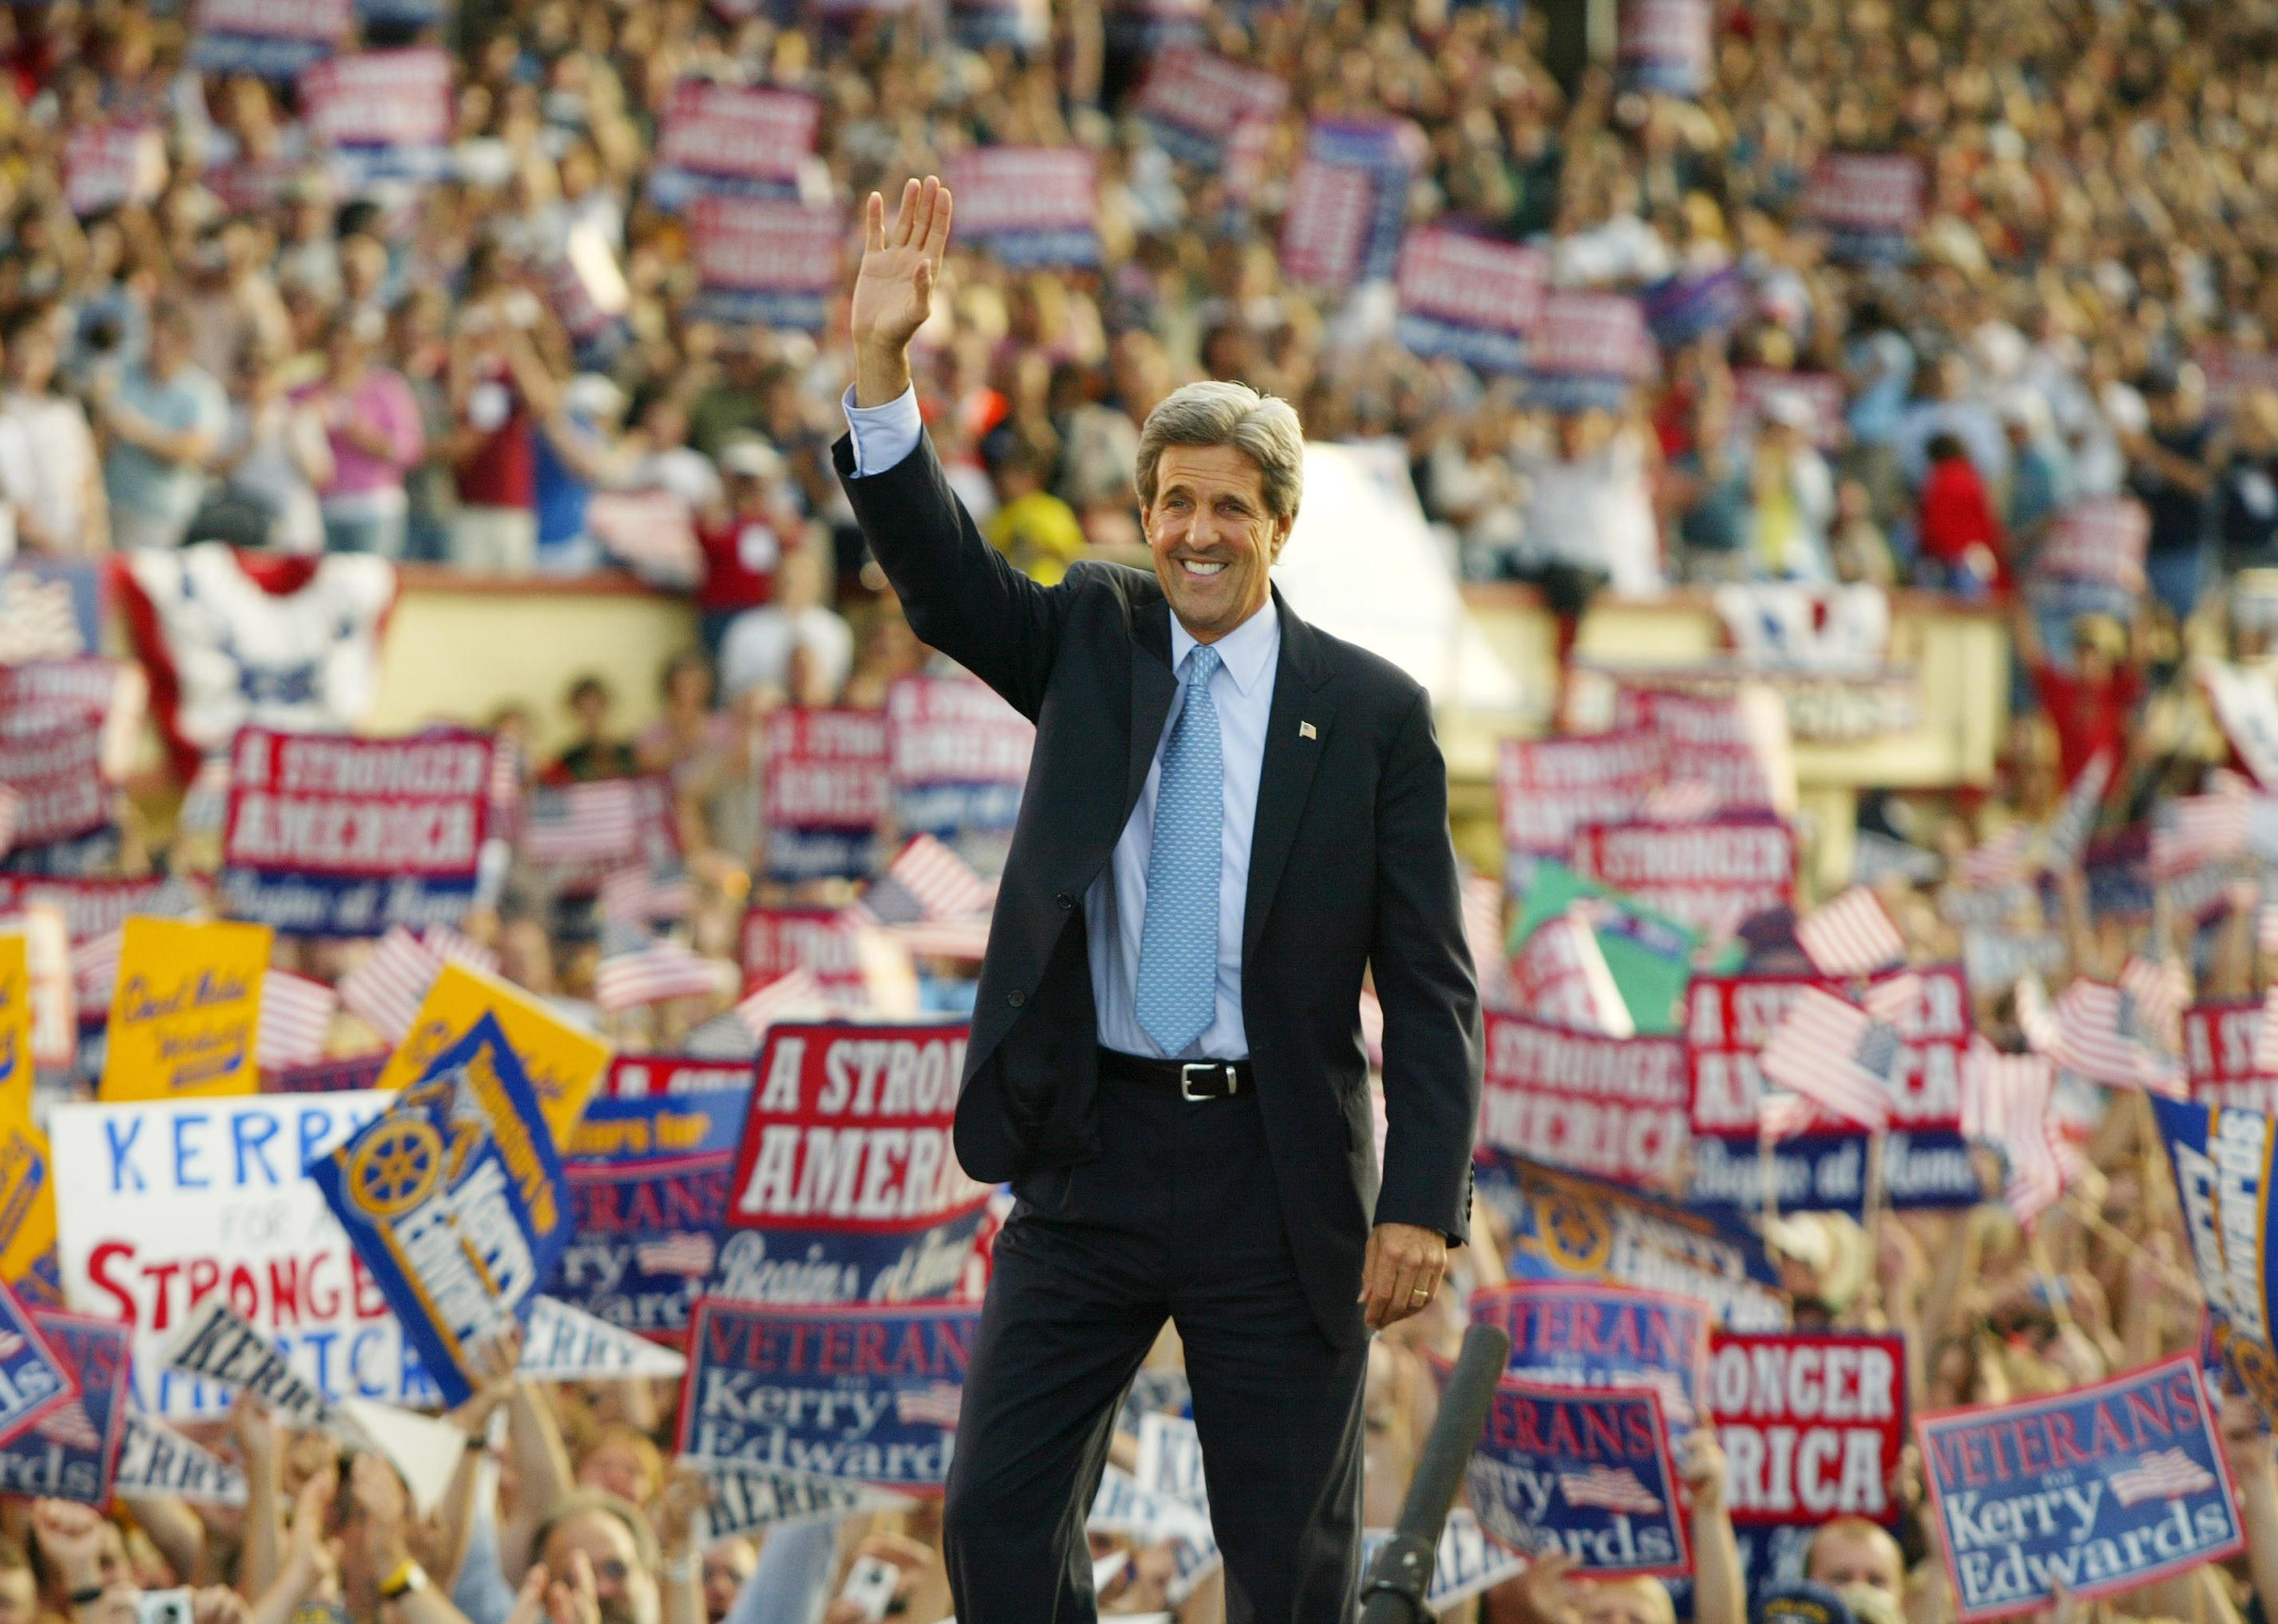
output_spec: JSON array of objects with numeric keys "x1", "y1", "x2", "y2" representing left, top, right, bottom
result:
[
  {"x1": 714, "y1": 1022, "x2": 990, "y2": 1307},
  {"x1": 1732, "y1": 371, "x2": 1849, "y2": 453},
  {"x1": 311, "y1": 1015, "x2": 570, "y2": 1408},
  {"x1": 887, "y1": 676, "x2": 1033, "y2": 840},
  {"x1": 2149, "y1": 1094, "x2": 2278, "y2": 1419},
  {"x1": 0, "y1": 875, "x2": 173, "y2": 947},
  {"x1": 1705, "y1": 1333, "x2": 1905, "y2": 1528},
  {"x1": 1280, "y1": 119, "x2": 1417, "y2": 290},
  {"x1": 1688, "y1": 967, "x2": 1968, "y2": 1138},
  {"x1": 0, "y1": 727, "x2": 110, "y2": 851},
  {"x1": 0, "y1": 931, "x2": 30, "y2": 1122},
  {"x1": 1469, "y1": 1380, "x2": 1689, "y2": 1575},
  {"x1": 1617, "y1": 0, "x2": 1712, "y2": 93},
  {"x1": 696, "y1": 1459, "x2": 902, "y2": 1542},
  {"x1": 763, "y1": 709, "x2": 890, "y2": 883},
  {"x1": 1496, "y1": 732, "x2": 1659, "y2": 861},
  {"x1": 1394, "y1": 228, "x2": 1551, "y2": 374},
  {"x1": 1360, "y1": 1512, "x2": 1528, "y2": 1610},
  {"x1": 0, "y1": 1112, "x2": 58, "y2": 1297},
  {"x1": 1919, "y1": 1356, "x2": 2242, "y2": 1620},
  {"x1": 61, "y1": 124, "x2": 160, "y2": 218},
  {"x1": 691, "y1": 197, "x2": 845, "y2": 331},
  {"x1": 100, "y1": 918, "x2": 271, "y2": 1103},
  {"x1": 939, "y1": 148, "x2": 1101, "y2": 269},
  {"x1": 49, "y1": 1091, "x2": 431, "y2": 1417},
  {"x1": 603, "y1": 1055, "x2": 756, "y2": 1100},
  {"x1": 1478, "y1": 1011, "x2": 1688, "y2": 1189},
  {"x1": 0, "y1": 1312, "x2": 129, "y2": 1503},
  {"x1": 651, "y1": 81, "x2": 819, "y2": 208},
  {"x1": 740, "y1": 907, "x2": 867, "y2": 1004},
  {"x1": 300, "y1": 50, "x2": 453, "y2": 185},
  {"x1": 1804, "y1": 153, "x2": 1923, "y2": 264},
  {"x1": 192, "y1": 0, "x2": 351, "y2": 77},
  {"x1": 1571, "y1": 818, "x2": 1796, "y2": 936},
  {"x1": 1687, "y1": 1130, "x2": 1983, "y2": 1217},
  {"x1": 0, "y1": 1277, "x2": 72, "y2": 1450},
  {"x1": 220, "y1": 729, "x2": 494, "y2": 935},
  {"x1": 0, "y1": 658, "x2": 132, "y2": 739},
  {"x1": 1527, "y1": 292, "x2": 1658, "y2": 412},
  {"x1": 375, "y1": 959, "x2": 610, "y2": 1144},
  {"x1": 678, "y1": 1299, "x2": 978, "y2": 1489},
  {"x1": 1473, "y1": 1281, "x2": 1709, "y2": 1426},
  {"x1": 115, "y1": 1410, "x2": 248, "y2": 1505},
  {"x1": 1133, "y1": 48, "x2": 1288, "y2": 168},
  {"x1": 2036, "y1": 499, "x2": 2150, "y2": 594},
  {"x1": 555, "y1": 1090, "x2": 745, "y2": 1341},
  {"x1": 1481, "y1": 1154, "x2": 1788, "y2": 1329},
  {"x1": 2182, "y1": 1000, "x2": 2278, "y2": 1114}
]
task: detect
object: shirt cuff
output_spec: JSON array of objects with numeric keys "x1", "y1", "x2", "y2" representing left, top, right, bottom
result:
[{"x1": 841, "y1": 383, "x2": 922, "y2": 478}]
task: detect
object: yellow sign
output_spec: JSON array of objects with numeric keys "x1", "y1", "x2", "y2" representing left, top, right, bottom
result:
[
  {"x1": 0, "y1": 1110, "x2": 56, "y2": 1291},
  {"x1": 0, "y1": 931, "x2": 30, "y2": 1126},
  {"x1": 376, "y1": 960, "x2": 609, "y2": 1141},
  {"x1": 98, "y1": 917, "x2": 271, "y2": 1102}
]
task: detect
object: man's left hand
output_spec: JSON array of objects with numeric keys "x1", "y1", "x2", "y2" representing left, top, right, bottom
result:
[{"x1": 1359, "y1": 1222, "x2": 1447, "y2": 1331}]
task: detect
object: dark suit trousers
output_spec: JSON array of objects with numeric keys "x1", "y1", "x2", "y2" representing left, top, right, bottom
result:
[{"x1": 942, "y1": 1075, "x2": 1368, "y2": 1622}]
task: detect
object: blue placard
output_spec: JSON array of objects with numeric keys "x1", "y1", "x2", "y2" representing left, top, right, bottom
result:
[
  {"x1": 1472, "y1": 1281, "x2": 1709, "y2": 1427},
  {"x1": 1686, "y1": 1129, "x2": 1986, "y2": 1217},
  {"x1": 554, "y1": 1090, "x2": 748, "y2": 1341},
  {"x1": 1468, "y1": 1380, "x2": 1691, "y2": 1576},
  {"x1": 0, "y1": 1280, "x2": 72, "y2": 1451},
  {"x1": 308, "y1": 1015, "x2": 570, "y2": 1408},
  {"x1": 1919, "y1": 1355, "x2": 2242, "y2": 1620},
  {"x1": 678, "y1": 1299, "x2": 978, "y2": 1489},
  {"x1": 0, "y1": 1312, "x2": 129, "y2": 1503}
]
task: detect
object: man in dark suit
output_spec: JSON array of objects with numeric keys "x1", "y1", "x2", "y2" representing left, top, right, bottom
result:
[{"x1": 834, "y1": 177, "x2": 1482, "y2": 1622}]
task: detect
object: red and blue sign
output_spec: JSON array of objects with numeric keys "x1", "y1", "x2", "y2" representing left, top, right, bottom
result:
[
  {"x1": 555, "y1": 1087, "x2": 748, "y2": 1343},
  {"x1": 1919, "y1": 1355, "x2": 2242, "y2": 1621},
  {"x1": 1395, "y1": 228, "x2": 1550, "y2": 375},
  {"x1": 1472, "y1": 1281, "x2": 1709, "y2": 1427},
  {"x1": 939, "y1": 148, "x2": 1101, "y2": 270},
  {"x1": 678, "y1": 1299, "x2": 978, "y2": 1490},
  {"x1": 887, "y1": 675, "x2": 1034, "y2": 840},
  {"x1": 1280, "y1": 119, "x2": 1419, "y2": 290},
  {"x1": 713, "y1": 1023, "x2": 990, "y2": 1308},
  {"x1": 691, "y1": 197, "x2": 845, "y2": 332},
  {"x1": 1468, "y1": 1380, "x2": 1690, "y2": 1576},
  {"x1": 0, "y1": 1311, "x2": 129, "y2": 1504},
  {"x1": 650, "y1": 83, "x2": 819, "y2": 209},
  {"x1": 0, "y1": 1279, "x2": 72, "y2": 1450}
]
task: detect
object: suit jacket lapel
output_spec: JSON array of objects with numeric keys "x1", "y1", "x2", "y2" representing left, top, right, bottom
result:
[
  {"x1": 1244, "y1": 592, "x2": 1335, "y2": 959},
  {"x1": 1125, "y1": 593, "x2": 1177, "y2": 823}
]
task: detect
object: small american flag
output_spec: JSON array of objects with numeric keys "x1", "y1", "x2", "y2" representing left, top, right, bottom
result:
[
  {"x1": 1962, "y1": 1040, "x2": 2063, "y2": 1225},
  {"x1": 895, "y1": 1383, "x2": 963, "y2": 1430},
  {"x1": 733, "y1": 968, "x2": 832, "y2": 1040},
  {"x1": 256, "y1": 970, "x2": 337, "y2": 1070},
  {"x1": 595, "y1": 939, "x2": 729, "y2": 1011},
  {"x1": 600, "y1": 865, "x2": 695, "y2": 926},
  {"x1": 337, "y1": 926, "x2": 442, "y2": 1041},
  {"x1": 37, "y1": 1396, "x2": 102, "y2": 1451},
  {"x1": 2105, "y1": 1447, "x2": 2216, "y2": 1507},
  {"x1": 633, "y1": 1232, "x2": 718, "y2": 1277},
  {"x1": 2153, "y1": 791, "x2": 2250, "y2": 880},
  {"x1": 424, "y1": 924, "x2": 498, "y2": 975},
  {"x1": 855, "y1": 835, "x2": 995, "y2": 928},
  {"x1": 0, "y1": 785, "x2": 19, "y2": 856},
  {"x1": 1795, "y1": 887, "x2": 1906, "y2": 978},
  {"x1": 2118, "y1": 954, "x2": 2188, "y2": 1050},
  {"x1": 2050, "y1": 980, "x2": 2169, "y2": 1091},
  {"x1": 1557, "y1": 1466, "x2": 1663, "y2": 1515},
  {"x1": 1863, "y1": 970, "x2": 1922, "y2": 1026},
  {"x1": 72, "y1": 927, "x2": 122, "y2": 1009},
  {"x1": 2042, "y1": 752, "x2": 2113, "y2": 873},
  {"x1": 521, "y1": 779, "x2": 644, "y2": 865},
  {"x1": 1956, "y1": 824, "x2": 2031, "y2": 889},
  {"x1": 1759, "y1": 987, "x2": 1899, "y2": 1131}
]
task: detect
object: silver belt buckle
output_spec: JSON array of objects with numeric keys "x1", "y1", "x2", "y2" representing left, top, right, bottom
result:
[{"x1": 1180, "y1": 1062, "x2": 1235, "y2": 1101}]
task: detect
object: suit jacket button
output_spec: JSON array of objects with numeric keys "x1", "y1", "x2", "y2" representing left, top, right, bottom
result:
[
  {"x1": 1007, "y1": 990, "x2": 1026, "y2": 1008},
  {"x1": 1055, "y1": 892, "x2": 1074, "y2": 910}
]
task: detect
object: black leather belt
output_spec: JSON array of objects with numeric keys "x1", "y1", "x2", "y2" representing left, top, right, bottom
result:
[{"x1": 1097, "y1": 1048, "x2": 1253, "y2": 1100}]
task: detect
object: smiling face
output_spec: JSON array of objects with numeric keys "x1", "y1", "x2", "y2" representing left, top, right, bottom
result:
[{"x1": 1141, "y1": 442, "x2": 1292, "y2": 644}]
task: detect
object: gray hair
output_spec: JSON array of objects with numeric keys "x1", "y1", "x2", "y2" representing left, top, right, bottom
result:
[{"x1": 1135, "y1": 380, "x2": 1305, "y2": 522}]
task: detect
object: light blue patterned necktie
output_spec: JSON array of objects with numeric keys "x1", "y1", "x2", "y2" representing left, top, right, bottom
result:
[{"x1": 1135, "y1": 644, "x2": 1224, "y2": 1056}]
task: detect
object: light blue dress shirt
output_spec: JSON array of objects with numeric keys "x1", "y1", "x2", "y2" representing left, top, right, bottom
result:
[{"x1": 845, "y1": 385, "x2": 1279, "y2": 1061}]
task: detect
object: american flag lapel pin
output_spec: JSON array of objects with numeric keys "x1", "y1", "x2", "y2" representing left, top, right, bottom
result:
[{"x1": 1299, "y1": 721, "x2": 1317, "y2": 740}]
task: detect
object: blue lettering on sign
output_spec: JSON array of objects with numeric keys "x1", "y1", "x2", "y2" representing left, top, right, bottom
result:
[
  {"x1": 232, "y1": 1110, "x2": 280, "y2": 1185},
  {"x1": 173, "y1": 1113, "x2": 212, "y2": 1189}
]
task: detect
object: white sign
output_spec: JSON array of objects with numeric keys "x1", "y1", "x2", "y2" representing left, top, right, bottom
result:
[
  {"x1": 519, "y1": 1296, "x2": 687, "y2": 1382},
  {"x1": 50, "y1": 1091, "x2": 439, "y2": 1417},
  {"x1": 115, "y1": 1411, "x2": 248, "y2": 1505}
]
